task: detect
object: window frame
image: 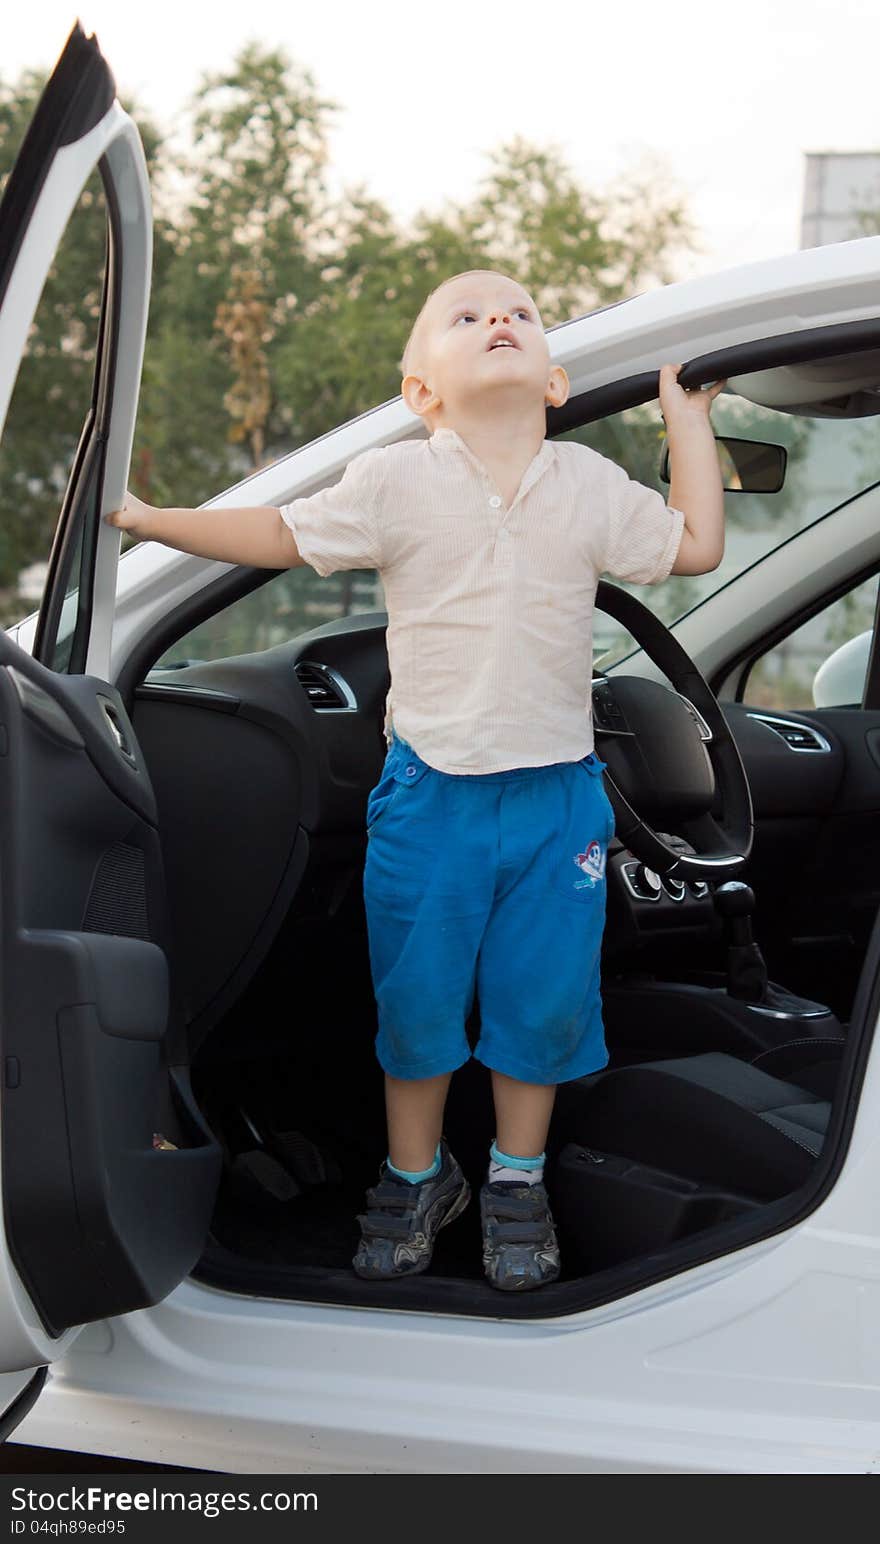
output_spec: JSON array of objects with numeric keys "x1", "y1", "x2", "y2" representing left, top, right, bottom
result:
[
  {"x1": 723, "y1": 557, "x2": 880, "y2": 710},
  {"x1": 31, "y1": 157, "x2": 122, "y2": 673}
]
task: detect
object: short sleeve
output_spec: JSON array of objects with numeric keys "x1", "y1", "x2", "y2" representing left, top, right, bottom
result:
[
  {"x1": 601, "y1": 455, "x2": 685, "y2": 585},
  {"x1": 278, "y1": 447, "x2": 384, "y2": 577}
]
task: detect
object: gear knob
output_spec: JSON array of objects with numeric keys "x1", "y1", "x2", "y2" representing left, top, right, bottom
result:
[
  {"x1": 713, "y1": 881, "x2": 767, "y2": 1002},
  {"x1": 713, "y1": 881, "x2": 755, "y2": 920}
]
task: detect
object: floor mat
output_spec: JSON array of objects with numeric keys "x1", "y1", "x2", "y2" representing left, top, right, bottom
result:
[{"x1": 201, "y1": 1053, "x2": 497, "y2": 1281}]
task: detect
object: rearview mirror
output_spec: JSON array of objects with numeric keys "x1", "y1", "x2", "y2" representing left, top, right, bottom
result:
[{"x1": 660, "y1": 436, "x2": 787, "y2": 492}]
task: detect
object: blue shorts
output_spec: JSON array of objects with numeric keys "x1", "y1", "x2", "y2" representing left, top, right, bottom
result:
[{"x1": 362, "y1": 732, "x2": 615, "y2": 1085}]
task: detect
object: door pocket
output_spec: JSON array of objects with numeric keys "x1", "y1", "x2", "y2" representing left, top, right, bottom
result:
[{"x1": 9, "y1": 929, "x2": 220, "y2": 1336}]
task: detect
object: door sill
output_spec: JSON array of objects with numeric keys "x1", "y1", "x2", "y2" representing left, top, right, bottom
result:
[{"x1": 191, "y1": 1193, "x2": 806, "y2": 1322}]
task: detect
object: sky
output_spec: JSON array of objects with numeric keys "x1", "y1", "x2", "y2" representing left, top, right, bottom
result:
[{"x1": 7, "y1": 0, "x2": 880, "y2": 285}]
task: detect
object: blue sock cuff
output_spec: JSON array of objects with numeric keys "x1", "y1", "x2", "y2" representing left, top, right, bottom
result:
[
  {"x1": 490, "y1": 1139, "x2": 545, "y2": 1171},
  {"x1": 387, "y1": 1143, "x2": 442, "y2": 1184}
]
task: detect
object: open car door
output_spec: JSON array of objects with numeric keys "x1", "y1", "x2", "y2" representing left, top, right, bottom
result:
[{"x1": 0, "y1": 23, "x2": 220, "y2": 1434}]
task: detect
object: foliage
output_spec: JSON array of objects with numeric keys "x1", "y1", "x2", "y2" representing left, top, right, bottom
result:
[
  {"x1": 214, "y1": 265, "x2": 275, "y2": 469},
  {"x1": 0, "y1": 40, "x2": 697, "y2": 625}
]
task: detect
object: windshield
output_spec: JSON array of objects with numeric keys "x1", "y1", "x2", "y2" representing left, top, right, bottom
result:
[{"x1": 560, "y1": 390, "x2": 880, "y2": 666}]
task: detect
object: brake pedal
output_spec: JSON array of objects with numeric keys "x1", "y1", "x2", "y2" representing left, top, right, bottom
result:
[
  {"x1": 230, "y1": 1149, "x2": 302, "y2": 1203},
  {"x1": 269, "y1": 1129, "x2": 343, "y2": 1189}
]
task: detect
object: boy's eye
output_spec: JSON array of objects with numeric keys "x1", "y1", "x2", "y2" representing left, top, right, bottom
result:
[{"x1": 452, "y1": 306, "x2": 532, "y2": 325}]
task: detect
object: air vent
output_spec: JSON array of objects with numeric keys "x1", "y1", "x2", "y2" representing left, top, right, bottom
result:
[
  {"x1": 294, "y1": 661, "x2": 356, "y2": 711},
  {"x1": 747, "y1": 712, "x2": 831, "y2": 752}
]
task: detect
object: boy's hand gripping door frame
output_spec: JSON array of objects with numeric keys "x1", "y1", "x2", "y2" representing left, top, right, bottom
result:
[{"x1": 0, "y1": 23, "x2": 221, "y2": 1432}]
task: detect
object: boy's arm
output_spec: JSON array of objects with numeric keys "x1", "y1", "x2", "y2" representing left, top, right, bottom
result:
[
  {"x1": 106, "y1": 493, "x2": 304, "y2": 569},
  {"x1": 660, "y1": 364, "x2": 727, "y2": 576},
  {"x1": 105, "y1": 448, "x2": 385, "y2": 574}
]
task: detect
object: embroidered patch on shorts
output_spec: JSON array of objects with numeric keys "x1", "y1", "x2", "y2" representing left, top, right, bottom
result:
[{"x1": 573, "y1": 839, "x2": 605, "y2": 889}]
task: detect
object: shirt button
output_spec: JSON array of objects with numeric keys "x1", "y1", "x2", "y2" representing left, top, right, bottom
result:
[
  {"x1": 405, "y1": 764, "x2": 417, "y2": 777},
  {"x1": 488, "y1": 495, "x2": 502, "y2": 508},
  {"x1": 498, "y1": 527, "x2": 510, "y2": 539}
]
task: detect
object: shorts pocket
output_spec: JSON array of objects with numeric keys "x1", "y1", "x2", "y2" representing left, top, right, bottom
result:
[
  {"x1": 366, "y1": 749, "x2": 432, "y2": 836},
  {"x1": 578, "y1": 754, "x2": 615, "y2": 845}
]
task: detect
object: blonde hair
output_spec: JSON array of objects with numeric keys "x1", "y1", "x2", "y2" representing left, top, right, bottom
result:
[{"x1": 398, "y1": 269, "x2": 528, "y2": 378}]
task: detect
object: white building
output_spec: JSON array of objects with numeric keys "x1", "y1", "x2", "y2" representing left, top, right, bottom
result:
[{"x1": 800, "y1": 151, "x2": 880, "y2": 247}]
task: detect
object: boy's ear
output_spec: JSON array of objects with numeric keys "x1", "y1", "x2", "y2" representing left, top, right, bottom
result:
[
  {"x1": 402, "y1": 371, "x2": 441, "y2": 419},
  {"x1": 545, "y1": 365, "x2": 569, "y2": 409}
]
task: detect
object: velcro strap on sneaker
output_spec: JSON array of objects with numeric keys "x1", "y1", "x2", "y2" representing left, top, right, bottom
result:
[
  {"x1": 357, "y1": 1210, "x2": 417, "y2": 1239},
  {"x1": 366, "y1": 1181, "x2": 419, "y2": 1214},
  {"x1": 488, "y1": 1219, "x2": 552, "y2": 1244},
  {"x1": 483, "y1": 1190, "x2": 547, "y2": 1223}
]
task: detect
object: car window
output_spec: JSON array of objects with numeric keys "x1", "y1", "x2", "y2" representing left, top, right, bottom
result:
[
  {"x1": 0, "y1": 167, "x2": 107, "y2": 637},
  {"x1": 150, "y1": 564, "x2": 385, "y2": 669},
  {"x1": 741, "y1": 571, "x2": 878, "y2": 711},
  {"x1": 149, "y1": 380, "x2": 880, "y2": 674},
  {"x1": 561, "y1": 394, "x2": 880, "y2": 669}
]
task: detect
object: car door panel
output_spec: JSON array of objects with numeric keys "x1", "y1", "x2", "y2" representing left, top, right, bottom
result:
[
  {"x1": 724, "y1": 702, "x2": 880, "y2": 1017},
  {"x1": 0, "y1": 641, "x2": 220, "y2": 1342},
  {"x1": 0, "y1": 21, "x2": 220, "y2": 1407}
]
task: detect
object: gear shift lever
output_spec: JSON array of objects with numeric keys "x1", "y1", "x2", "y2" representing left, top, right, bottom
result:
[{"x1": 713, "y1": 881, "x2": 769, "y2": 1002}]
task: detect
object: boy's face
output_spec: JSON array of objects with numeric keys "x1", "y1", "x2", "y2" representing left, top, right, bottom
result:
[{"x1": 402, "y1": 272, "x2": 568, "y2": 422}]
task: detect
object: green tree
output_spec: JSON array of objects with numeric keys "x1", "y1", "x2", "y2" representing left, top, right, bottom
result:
[
  {"x1": 214, "y1": 264, "x2": 275, "y2": 470},
  {"x1": 132, "y1": 42, "x2": 337, "y2": 508},
  {"x1": 450, "y1": 139, "x2": 696, "y2": 321},
  {"x1": 271, "y1": 137, "x2": 698, "y2": 449},
  {"x1": 270, "y1": 188, "x2": 487, "y2": 445},
  {"x1": 0, "y1": 39, "x2": 702, "y2": 621}
]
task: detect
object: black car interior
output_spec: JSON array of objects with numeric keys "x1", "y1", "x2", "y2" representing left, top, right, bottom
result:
[{"x1": 109, "y1": 563, "x2": 872, "y2": 1318}]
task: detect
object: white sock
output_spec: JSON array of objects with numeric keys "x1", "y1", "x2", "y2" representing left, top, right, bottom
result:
[{"x1": 488, "y1": 1139, "x2": 544, "y2": 1187}]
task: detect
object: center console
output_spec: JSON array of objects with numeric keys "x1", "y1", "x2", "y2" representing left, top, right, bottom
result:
[{"x1": 605, "y1": 853, "x2": 844, "y2": 1060}]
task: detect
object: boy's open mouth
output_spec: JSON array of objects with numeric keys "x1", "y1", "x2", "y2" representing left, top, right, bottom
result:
[{"x1": 487, "y1": 329, "x2": 520, "y2": 351}]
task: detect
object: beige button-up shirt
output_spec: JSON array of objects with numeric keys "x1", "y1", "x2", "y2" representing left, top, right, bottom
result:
[{"x1": 279, "y1": 427, "x2": 684, "y2": 773}]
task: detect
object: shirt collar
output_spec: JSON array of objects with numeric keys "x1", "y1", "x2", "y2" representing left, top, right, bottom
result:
[{"x1": 429, "y1": 425, "x2": 556, "y2": 471}]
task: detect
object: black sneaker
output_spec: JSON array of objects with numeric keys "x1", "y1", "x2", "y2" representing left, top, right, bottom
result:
[
  {"x1": 480, "y1": 1179, "x2": 561, "y2": 1291},
  {"x1": 353, "y1": 1141, "x2": 471, "y2": 1280}
]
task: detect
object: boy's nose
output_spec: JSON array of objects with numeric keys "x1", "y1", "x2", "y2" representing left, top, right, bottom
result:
[{"x1": 488, "y1": 313, "x2": 511, "y2": 325}]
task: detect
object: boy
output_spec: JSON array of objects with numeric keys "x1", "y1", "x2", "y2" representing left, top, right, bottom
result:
[{"x1": 108, "y1": 269, "x2": 725, "y2": 1293}]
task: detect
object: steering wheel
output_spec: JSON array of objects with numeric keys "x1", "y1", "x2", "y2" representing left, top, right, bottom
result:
[{"x1": 592, "y1": 582, "x2": 753, "y2": 881}]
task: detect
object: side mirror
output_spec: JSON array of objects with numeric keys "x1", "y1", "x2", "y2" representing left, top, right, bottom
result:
[
  {"x1": 660, "y1": 436, "x2": 787, "y2": 492},
  {"x1": 812, "y1": 630, "x2": 871, "y2": 707}
]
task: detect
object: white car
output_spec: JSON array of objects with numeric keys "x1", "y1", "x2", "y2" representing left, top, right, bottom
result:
[{"x1": 1, "y1": 24, "x2": 880, "y2": 1475}]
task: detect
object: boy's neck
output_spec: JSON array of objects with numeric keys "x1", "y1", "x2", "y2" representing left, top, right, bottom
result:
[{"x1": 428, "y1": 403, "x2": 548, "y2": 466}]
